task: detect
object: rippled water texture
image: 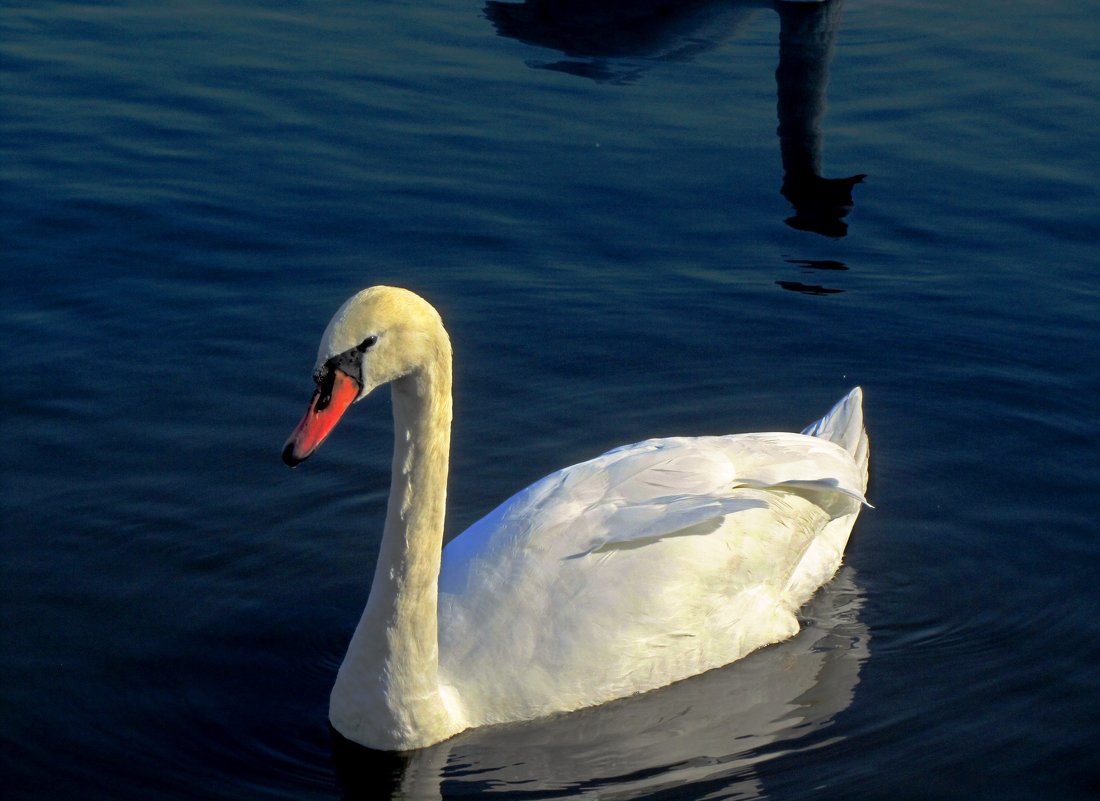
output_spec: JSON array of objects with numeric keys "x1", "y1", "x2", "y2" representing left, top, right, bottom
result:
[{"x1": 2, "y1": 1, "x2": 1099, "y2": 799}]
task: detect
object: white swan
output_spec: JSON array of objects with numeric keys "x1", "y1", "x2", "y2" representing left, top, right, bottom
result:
[{"x1": 282, "y1": 286, "x2": 870, "y2": 751}]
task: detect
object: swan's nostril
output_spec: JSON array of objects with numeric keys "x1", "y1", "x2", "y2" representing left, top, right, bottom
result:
[{"x1": 315, "y1": 370, "x2": 337, "y2": 412}]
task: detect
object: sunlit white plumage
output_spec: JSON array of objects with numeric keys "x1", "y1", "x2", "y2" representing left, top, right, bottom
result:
[{"x1": 283, "y1": 286, "x2": 869, "y2": 751}]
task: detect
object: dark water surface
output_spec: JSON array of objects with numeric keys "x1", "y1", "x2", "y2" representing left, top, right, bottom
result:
[{"x1": 3, "y1": 1, "x2": 1099, "y2": 798}]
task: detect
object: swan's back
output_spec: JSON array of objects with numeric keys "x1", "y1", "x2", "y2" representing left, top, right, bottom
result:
[{"x1": 438, "y1": 389, "x2": 869, "y2": 730}]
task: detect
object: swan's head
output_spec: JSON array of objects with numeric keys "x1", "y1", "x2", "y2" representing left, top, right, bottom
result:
[{"x1": 282, "y1": 286, "x2": 449, "y2": 467}]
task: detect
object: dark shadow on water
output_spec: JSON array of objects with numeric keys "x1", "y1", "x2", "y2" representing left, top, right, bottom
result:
[
  {"x1": 785, "y1": 258, "x2": 849, "y2": 272},
  {"x1": 776, "y1": 280, "x2": 844, "y2": 296},
  {"x1": 329, "y1": 733, "x2": 410, "y2": 800},
  {"x1": 485, "y1": 0, "x2": 864, "y2": 237},
  {"x1": 775, "y1": 1, "x2": 865, "y2": 238},
  {"x1": 777, "y1": 257, "x2": 849, "y2": 294},
  {"x1": 330, "y1": 567, "x2": 868, "y2": 800},
  {"x1": 485, "y1": 0, "x2": 760, "y2": 71}
]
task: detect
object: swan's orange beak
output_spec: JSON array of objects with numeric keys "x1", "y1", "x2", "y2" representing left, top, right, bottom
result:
[{"x1": 282, "y1": 368, "x2": 360, "y2": 467}]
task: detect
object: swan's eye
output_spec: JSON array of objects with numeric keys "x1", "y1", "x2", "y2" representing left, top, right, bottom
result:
[{"x1": 357, "y1": 335, "x2": 378, "y2": 352}]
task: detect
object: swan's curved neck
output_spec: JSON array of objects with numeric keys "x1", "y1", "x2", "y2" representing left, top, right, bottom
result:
[{"x1": 329, "y1": 347, "x2": 460, "y2": 750}]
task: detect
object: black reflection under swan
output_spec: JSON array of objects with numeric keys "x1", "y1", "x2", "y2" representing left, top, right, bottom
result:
[
  {"x1": 331, "y1": 568, "x2": 867, "y2": 800},
  {"x1": 485, "y1": 0, "x2": 865, "y2": 237}
]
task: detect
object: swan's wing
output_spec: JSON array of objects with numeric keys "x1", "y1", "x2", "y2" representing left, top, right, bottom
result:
[
  {"x1": 437, "y1": 431, "x2": 867, "y2": 727},
  {"x1": 441, "y1": 432, "x2": 864, "y2": 593}
]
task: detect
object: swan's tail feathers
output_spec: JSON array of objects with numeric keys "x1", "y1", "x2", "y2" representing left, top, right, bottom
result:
[{"x1": 802, "y1": 387, "x2": 869, "y2": 487}]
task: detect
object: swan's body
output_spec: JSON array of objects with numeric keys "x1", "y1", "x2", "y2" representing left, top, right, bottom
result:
[{"x1": 283, "y1": 286, "x2": 869, "y2": 751}]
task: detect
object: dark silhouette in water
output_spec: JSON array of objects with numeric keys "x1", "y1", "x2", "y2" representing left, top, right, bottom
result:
[
  {"x1": 329, "y1": 732, "x2": 410, "y2": 800},
  {"x1": 777, "y1": 257, "x2": 850, "y2": 294},
  {"x1": 486, "y1": 0, "x2": 751, "y2": 70},
  {"x1": 485, "y1": 0, "x2": 864, "y2": 237},
  {"x1": 774, "y1": 0, "x2": 865, "y2": 237}
]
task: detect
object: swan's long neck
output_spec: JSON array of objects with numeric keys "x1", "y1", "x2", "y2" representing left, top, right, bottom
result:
[{"x1": 329, "y1": 343, "x2": 460, "y2": 750}]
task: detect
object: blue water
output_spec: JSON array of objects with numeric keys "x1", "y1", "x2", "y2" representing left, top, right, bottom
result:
[{"x1": 2, "y1": 1, "x2": 1098, "y2": 798}]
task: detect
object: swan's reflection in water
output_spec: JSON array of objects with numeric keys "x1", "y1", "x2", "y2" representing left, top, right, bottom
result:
[
  {"x1": 332, "y1": 567, "x2": 867, "y2": 799},
  {"x1": 774, "y1": 1, "x2": 864, "y2": 237},
  {"x1": 485, "y1": 0, "x2": 864, "y2": 237},
  {"x1": 776, "y1": 257, "x2": 850, "y2": 295}
]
